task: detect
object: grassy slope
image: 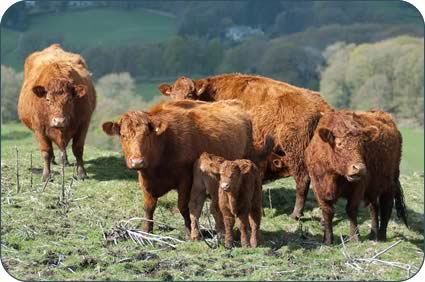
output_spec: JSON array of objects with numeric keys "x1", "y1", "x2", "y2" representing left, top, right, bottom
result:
[
  {"x1": 1, "y1": 7, "x2": 176, "y2": 70},
  {"x1": 1, "y1": 123, "x2": 423, "y2": 281}
]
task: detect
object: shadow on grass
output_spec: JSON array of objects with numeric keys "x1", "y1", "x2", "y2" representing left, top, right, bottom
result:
[
  {"x1": 1, "y1": 130, "x2": 31, "y2": 141},
  {"x1": 85, "y1": 155, "x2": 137, "y2": 181},
  {"x1": 263, "y1": 183, "x2": 423, "y2": 245}
]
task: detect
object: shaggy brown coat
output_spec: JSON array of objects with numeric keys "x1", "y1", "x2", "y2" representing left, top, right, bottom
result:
[
  {"x1": 305, "y1": 110, "x2": 407, "y2": 244},
  {"x1": 102, "y1": 99, "x2": 272, "y2": 238},
  {"x1": 159, "y1": 73, "x2": 332, "y2": 218},
  {"x1": 18, "y1": 44, "x2": 96, "y2": 181}
]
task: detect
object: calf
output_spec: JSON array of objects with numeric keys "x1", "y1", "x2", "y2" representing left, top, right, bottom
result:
[
  {"x1": 305, "y1": 110, "x2": 408, "y2": 244},
  {"x1": 189, "y1": 136, "x2": 272, "y2": 241},
  {"x1": 102, "y1": 99, "x2": 271, "y2": 238},
  {"x1": 18, "y1": 44, "x2": 96, "y2": 181}
]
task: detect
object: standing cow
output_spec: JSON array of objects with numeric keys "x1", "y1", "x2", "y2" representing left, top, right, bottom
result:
[
  {"x1": 305, "y1": 110, "x2": 408, "y2": 244},
  {"x1": 159, "y1": 74, "x2": 332, "y2": 218},
  {"x1": 102, "y1": 99, "x2": 273, "y2": 238},
  {"x1": 18, "y1": 44, "x2": 96, "y2": 181}
]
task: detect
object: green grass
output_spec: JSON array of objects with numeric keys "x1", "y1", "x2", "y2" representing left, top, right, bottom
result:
[
  {"x1": 400, "y1": 128, "x2": 424, "y2": 174},
  {"x1": 1, "y1": 123, "x2": 423, "y2": 280},
  {"x1": 1, "y1": 7, "x2": 176, "y2": 70}
]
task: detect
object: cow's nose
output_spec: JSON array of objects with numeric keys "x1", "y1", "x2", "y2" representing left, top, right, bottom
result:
[
  {"x1": 351, "y1": 163, "x2": 366, "y2": 175},
  {"x1": 220, "y1": 182, "x2": 230, "y2": 192},
  {"x1": 51, "y1": 117, "x2": 66, "y2": 127},
  {"x1": 130, "y1": 158, "x2": 144, "y2": 169}
]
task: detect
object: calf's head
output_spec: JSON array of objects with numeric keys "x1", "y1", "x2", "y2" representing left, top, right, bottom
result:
[
  {"x1": 159, "y1": 76, "x2": 208, "y2": 100},
  {"x1": 32, "y1": 78, "x2": 87, "y2": 128},
  {"x1": 102, "y1": 111, "x2": 168, "y2": 170},
  {"x1": 198, "y1": 153, "x2": 225, "y2": 177},
  {"x1": 318, "y1": 116, "x2": 378, "y2": 182},
  {"x1": 219, "y1": 160, "x2": 254, "y2": 194}
]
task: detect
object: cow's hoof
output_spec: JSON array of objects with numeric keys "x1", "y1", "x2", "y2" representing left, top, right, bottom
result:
[
  {"x1": 42, "y1": 172, "x2": 51, "y2": 182},
  {"x1": 290, "y1": 211, "x2": 302, "y2": 220},
  {"x1": 77, "y1": 169, "x2": 87, "y2": 180},
  {"x1": 368, "y1": 231, "x2": 378, "y2": 241},
  {"x1": 51, "y1": 160, "x2": 58, "y2": 165},
  {"x1": 224, "y1": 242, "x2": 233, "y2": 249}
]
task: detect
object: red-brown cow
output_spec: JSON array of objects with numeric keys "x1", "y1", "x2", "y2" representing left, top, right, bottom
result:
[
  {"x1": 159, "y1": 74, "x2": 332, "y2": 219},
  {"x1": 18, "y1": 44, "x2": 96, "y2": 181},
  {"x1": 102, "y1": 99, "x2": 272, "y2": 238},
  {"x1": 305, "y1": 110, "x2": 408, "y2": 244}
]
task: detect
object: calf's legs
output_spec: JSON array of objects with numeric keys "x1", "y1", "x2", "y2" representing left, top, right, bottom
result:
[
  {"x1": 72, "y1": 124, "x2": 89, "y2": 180},
  {"x1": 189, "y1": 180, "x2": 207, "y2": 240},
  {"x1": 35, "y1": 132, "x2": 54, "y2": 182},
  {"x1": 223, "y1": 215, "x2": 235, "y2": 249},
  {"x1": 237, "y1": 214, "x2": 250, "y2": 247},
  {"x1": 291, "y1": 171, "x2": 311, "y2": 219}
]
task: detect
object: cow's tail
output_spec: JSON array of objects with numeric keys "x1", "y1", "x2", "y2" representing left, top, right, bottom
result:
[
  {"x1": 394, "y1": 179, "x2": 408, "y2": 227},
  {"x1": 254, "y1": 135, "x2": 274, "y2": 163}
]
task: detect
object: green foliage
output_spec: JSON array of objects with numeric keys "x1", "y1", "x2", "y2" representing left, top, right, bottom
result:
[
  {"x1": 0, "y1": 65, "x2": 23, "y2": 123},
  {"x1": 320, "y1": 36, "x2": 424, "y2": 126},
  {"x1": 0, "y1": 123, "x2": 423, "y2": 280}
]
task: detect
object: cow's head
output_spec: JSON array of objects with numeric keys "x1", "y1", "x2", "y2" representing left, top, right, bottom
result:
[
  {"x1": 102, "y1": 111, "x2": 168, "y2": 170},
  {"x1": 32, "y1": 78, "x2": 87, "y2": 128},
  {"x1": 159, "y1": 76, "x2": 208, "y2": 100},
  {"x1": 198, "y1": 152, "x2": 225, "y2": 177},
  {"x1": 219, "y1": 160, "x2": 253, "y2": 194},
  {"x1": 318, "y1": 112, "x2": 379, "y2": 182}
]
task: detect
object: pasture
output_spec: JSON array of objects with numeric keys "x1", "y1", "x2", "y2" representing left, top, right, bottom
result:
[{"x1": 1, "y1": 123, "x2": 423, "y2": 280}]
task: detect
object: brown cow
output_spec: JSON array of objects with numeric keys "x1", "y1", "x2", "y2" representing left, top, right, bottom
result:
[
  {"x1": 189, "y1": 136, "x2": 272, "y2": 241},
  {"x1": 159, "y1": 74, "x2": 332, "y2": 219},
  {"x1": 18, "y1": 44, "x2": 96, "y2": 181},
  {"x1": 102, "y1": 99, "x2": 272, "y2": 238},
  {"x1": 218, "y1": 158, "x2": 263, "y2": 248},
  {"x1": 305, "y1": 110, "x2": 408, "y2": 244}
]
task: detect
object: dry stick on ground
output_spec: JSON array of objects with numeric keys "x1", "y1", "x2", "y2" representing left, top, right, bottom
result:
[
  {"x1": 15, "y1": 146, "x2": 20, "y2": 193},
  {"x1": 268, "y1": 187, "x2": 273, "y2": 211},
  {"x1": 60, "y1": 161, "x2": 65, "y2": 202},
  {"x1": 29, "y1": 151, "x2": 33, "y2": 191},
  {"x1": 41, "y1": 174, "x2": 51, "y2": 192}
]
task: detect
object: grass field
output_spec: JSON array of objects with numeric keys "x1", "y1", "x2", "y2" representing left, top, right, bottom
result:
[
  {"x1": 1, "y1": 7, "x2": 176, "y2": 70},
  {"x1": 1, "y1": 123, "x2": 423, "y2": 280}
]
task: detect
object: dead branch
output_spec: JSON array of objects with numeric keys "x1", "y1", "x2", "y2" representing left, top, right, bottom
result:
[
  {"x1": 268, "y1": 187, "x2": 273, "y2": 210},
  {"x1": 15, "y1": 146, "x2": 20, "y2": 193},
  {"x1": 29, "y1": 151, "x2": 33, "y2": 191},
  {"x1": 60, "y1": 161, "x2": 65, "y2": 202}
]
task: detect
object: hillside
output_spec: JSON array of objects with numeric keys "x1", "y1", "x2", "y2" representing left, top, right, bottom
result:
[
  {"x1": 1, "y1": 123, "x2": 423, "y2": 280},
  {"x1": 1, "y1": 7, "x2": 177, "y2": 70}
]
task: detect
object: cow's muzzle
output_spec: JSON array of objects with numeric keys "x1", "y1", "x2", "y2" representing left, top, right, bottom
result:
[
  {"x1": 51, "y1": 117, "x2": 67, "y2": 128},
  {"x1": 128, "y1": 157, "x2": 145, "y2": 169},
  {"x1": 220, "y1": 182, "x2": 230, "y2": 192},
  {"x1": 346, "y1": 163, "x2": 366, "y2": 182}
]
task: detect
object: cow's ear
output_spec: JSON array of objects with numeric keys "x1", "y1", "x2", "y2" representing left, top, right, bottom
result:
[
  {"x1": 159, "y1": 84, "x2": 172, "y2": 96},
  {"x1": 194, "y1": 79, "x2": 207, "y2": 96},
  {"x1": 272, "y1": 158, "x2": 283, "y2": 168},
  {"x1": 239, "y1": 161, "x2": 253, "y2": 174},
  {"x1": 32, "y1": 85, "x2": 47, "y2": 97},
  {"x1": 102, "y1": 122, "x2": 120, "y2": 136},
  {"x1": 363, "y1": 126, "x2": 379, "y2": 142},
  {"x1": 73, "y1": 84, "x2": 87, "y2": 97},
  {"x1": 319, "y1": 128, "x2": 335, "y2": 146},
  {"x1": 149, "y1": 118, "x2": 168, "y2": 135}
]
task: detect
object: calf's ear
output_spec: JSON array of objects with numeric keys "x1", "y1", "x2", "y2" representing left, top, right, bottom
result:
[
  {"x1": 159, "y1": 84, "x2": 172, "y2": 96},
  {"x1": 239, "y1": 161, "x2": 253, "y2": 174},
  {"x1": 363, "y1": 126, "x2": 379, "y2": 142},
  {"x1": 32, "y1": 85, "x2": 47, "y2": 97},
  {"x1": 73, "y1": 84, "x2": 87, "y2": 97},
  {"x1": 194, "y1": 79, "x2": 207, "y2": 96},
  {"x1": 319, "y1": 128, "x2": 335, "y2": 146},
  {"x1": 102, "y1": 122, "x2": 120, "y2": 136}
]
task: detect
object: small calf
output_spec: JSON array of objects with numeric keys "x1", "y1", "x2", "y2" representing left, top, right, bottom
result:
[
  {"x1": 218, "y1": 159, "x2": 263, "y2": 248},
  {"x1": 189, "y1": 153, "x2": 226, "y2": 241},
  {"x1": 305, "y1": 110, "x2": 408, "y2": 244}
]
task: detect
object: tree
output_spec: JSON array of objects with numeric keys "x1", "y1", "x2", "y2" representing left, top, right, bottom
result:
[{"x1": 1, "y1": 66, "x2": 23, "y2": 124}]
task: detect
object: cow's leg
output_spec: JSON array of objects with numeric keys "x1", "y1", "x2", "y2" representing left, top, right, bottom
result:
[
  {"x1": 189, "y1": 179, "x2": 207, "y2": 241},
  {"x1": 320, "y1": 201, "x2": 334, "y2": 244},
  {"x1": 178, "y1": 177, "x2": 192, "y2": 240},
  {"x1": 345, "y1": 199, "x2": 360, "y2": 241},
  {"x1": 291, "y1": 170, "x2": 310, "y2": 219},
  {"x1": 71, "y1": 123, "x2": 89, "y2": 180},
  {"x1": 368, "y1": 199, "x2": 379, "y2": 240},
  {"x1": 208, "y1": 187, "x2": 224, "y2": 238},
  {"x1": 35, "y1": 132, "x2": 54, "y2": 182},
  {"x1": 139, "y1": 173, "x2": 157, "y2": 233},
  {"x1": 378, "y1": 192, "x2": 394, "y2": 241},
  {"x1": 249, "y1": 205, "x2": 262, "y2": 247},
  {"x1": 223, "y1": 215, "x2": 235, "y2": 249},
  {"x1": 237, "y1": 213, "x2": 250, "y2": 247}
]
